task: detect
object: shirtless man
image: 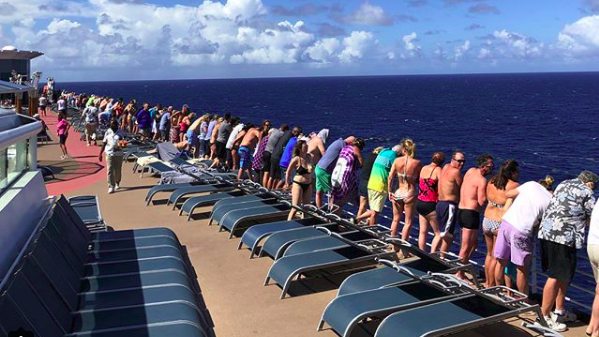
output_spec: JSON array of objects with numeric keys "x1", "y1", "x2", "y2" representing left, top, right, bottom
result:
[
  {"x1": 307, "y1": 129, "x2": 329, "y2": 163},
  {"x1": 437, "y1": 151, "x2": 466, "y2": 253},
  {"x1": 174, "y1": 116, "x2": 202, "y2": 153},
  {"x1": 238, "y1": 124, "x2": 261, "y2": 179},
  {"x1": 456, "y1": 153, "x2": 494, "y2": 277}
]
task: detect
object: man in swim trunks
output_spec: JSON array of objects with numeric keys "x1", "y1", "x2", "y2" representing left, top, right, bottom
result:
[
  {"x1": 437, "y1": 151, "x2": 465, "y2": 253},
  {"x1": 238, "y1": 124, "x2": 261, "y2": 180},
  {"x1": 457, "y1": 153, "x2": 494, "y2": 278}
]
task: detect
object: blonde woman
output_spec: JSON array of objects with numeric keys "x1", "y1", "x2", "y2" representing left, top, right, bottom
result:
[
  {"x1": 387, "y1": 138, "x2": 421, "y2": 246},
  {"x1": 285, "y1": 140, "x2": 313, "y2": 220}
]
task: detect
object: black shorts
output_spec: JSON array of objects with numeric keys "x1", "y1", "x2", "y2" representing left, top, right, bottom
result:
[
  {"x1": 416, "y1": 200, "x2": 436, "y2": 216},
  {"x1": 457, "y1": 209, "x2": 481, "y2": 230},
  {"x1": 216, "y1": 141, "x2": 227, "y2": 160},
  {"x1": 540, "y1": 239, "x2": 577, "y2": 283},
  {"x1": 262, "y1": 151, "x2": 272, "y2": 172},
  {"x1": 359, "y1": 180, "x2": 369, "y2": 198},
  {"x1": 436, "y1": 201, "x2": 457, "y2": 238},
  {"x1": 270, "y1": 156, "x2": 282, "y2": 178},
  {"x1": 59, "y1": 134, "x2": 67, "y2": 145}
]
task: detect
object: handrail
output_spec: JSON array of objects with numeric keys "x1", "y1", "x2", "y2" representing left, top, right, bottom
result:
[{"x1": 341, "y1": 199, "x2": 595, "y2": 313}]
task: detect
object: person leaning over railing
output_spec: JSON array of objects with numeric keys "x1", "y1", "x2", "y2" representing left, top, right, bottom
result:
[{"x1": 538, "y1": 170, "x2": 598, "y2": 332}]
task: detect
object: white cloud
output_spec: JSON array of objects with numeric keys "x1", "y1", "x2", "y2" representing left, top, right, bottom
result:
[
  {"x1": 557, "y1": 15, "x2": 599, "y2": 56},
  {"x1": 337, "y1": 2, "x2": 394, "y2": 26},
  {"x1": 400, "y1": 32, "x2": 422, "y2": 59},
  {"x1": 453, "y1": 40, "x2": 470, "y2": 60},
  {"x1": 339, "y1": 31, "x2": 377, "y2": 63},
  {"x1": 303, "y1": 38, "x2": 342, "y2": 63}
]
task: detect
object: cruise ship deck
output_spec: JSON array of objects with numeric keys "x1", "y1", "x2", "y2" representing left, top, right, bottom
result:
[{"x1": 34, "y1": 110, "x2": 590, "y2": 337}]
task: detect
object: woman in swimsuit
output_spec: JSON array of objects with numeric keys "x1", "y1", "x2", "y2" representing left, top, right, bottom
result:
[
  {"x1": 179, "y1": 113, "x2": 191, "y2": 143},
  {"x1": 387, "y1": 138, "x2": 422, "y2": 246},
  {"x1": 416, "y1": 152, "x2": 446, "y2": 252},
  {"x1": 483, "y1": 159, "x2": 520, "y2": 287},
  {"x1": 285, "y1": 140, "x2": 313, "y2": 220}
]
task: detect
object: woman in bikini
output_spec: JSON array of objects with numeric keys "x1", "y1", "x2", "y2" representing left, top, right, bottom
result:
[
  {"x1": 416, "y1": 152, "x2": 446, "y2": 252},
  {"x1": 483, "y1": 159, "x2": 520, "y2": 287},
  {"x1": 285, "y1": 140, "x2": 313, "y2": 220},
  {"x1": 387, "y1": 138, "x2": 422, "y2": 246}
]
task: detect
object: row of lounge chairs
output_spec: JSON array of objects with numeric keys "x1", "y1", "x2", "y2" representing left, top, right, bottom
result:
[
  {"x1": 144, "y1": 169, "x2": 562, "y2": 337},
  {"x1": 0, "y1": 196, "x2": 214, "y2": 337}
]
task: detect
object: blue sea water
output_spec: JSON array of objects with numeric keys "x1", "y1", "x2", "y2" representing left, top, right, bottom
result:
[{"x1": 62, "y1": 72, "x2": 599, "y2": 311}]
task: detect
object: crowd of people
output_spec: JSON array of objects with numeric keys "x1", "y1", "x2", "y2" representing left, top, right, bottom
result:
[{"x1": 47, "y1": 91, "x2": 599, "y2": 333}]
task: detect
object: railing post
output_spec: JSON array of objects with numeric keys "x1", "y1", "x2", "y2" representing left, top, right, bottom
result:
[{"x1": 28, "y1": 136, "x2": 37, "y2": 170}]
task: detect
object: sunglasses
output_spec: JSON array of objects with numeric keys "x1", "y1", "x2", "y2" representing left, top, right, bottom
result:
[{"x1": 453, "y1": 158, "x2": 466, "y2": 164}]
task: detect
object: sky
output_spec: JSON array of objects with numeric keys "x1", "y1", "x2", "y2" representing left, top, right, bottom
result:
[{"x1": 1, "y1": 0, "x2": 599, "y2": 81}]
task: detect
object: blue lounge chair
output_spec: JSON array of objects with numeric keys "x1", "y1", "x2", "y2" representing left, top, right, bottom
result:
[
  {"x1": 167, "y1": 183, "x2": 236, "y2": 209},
  {"x1": 283, "y1": 228, "x2": 388, "y2": 258},
  {"x1": 68, "y1": 195, "x2": 107, "y2": 231},
  {"x1": 318, "y1": 272, "x2": 467, "y2": 337},
  {"x1": 336, "y1": 238, "x2": 480, "y2": 296},
  {"x1": 264, "y1": 235, "x2": 393, "y2": 299},
  {"x1": 146, "y1": 181, "x2": 205, "y2": 206},
  {"x1": 218, "y1": 202, "x2": 293, "y2": 239},
  {"x1": 238, "y1": 218, "x2": 330, "y2": 258},
  {"x1": 373, "y1": 290, "x2": 543, "y2": 337},
  {"x1": 208, "y1": 195, "x2": 281, "y2": 226}
]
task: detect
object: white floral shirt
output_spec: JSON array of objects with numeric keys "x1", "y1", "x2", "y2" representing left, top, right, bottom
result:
[{"x1": 538, "y1": 178, "x2": 596, "y2": 249}]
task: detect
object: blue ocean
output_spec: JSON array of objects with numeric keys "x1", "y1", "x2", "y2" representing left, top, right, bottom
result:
[{"x1": 62, "y1": 72, "x2": 599, "y2": 312}]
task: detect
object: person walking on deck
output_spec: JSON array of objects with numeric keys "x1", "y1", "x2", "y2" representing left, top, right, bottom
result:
[
  {"x1": 331, "y1": 138, "x2": 365, "y2": 213},
  {"x1": 57, "y1": 113, "x2": 70, "y2": 160},
  {"x1": 82, "y1": 102, "x2": 99, "y2": 146},
  {"x1": 482, "y1": 159, "x2": 520, "y2": 287},
  {"x1": 39, "y1": 95, "x2": 48, "y2": 117},
  {"x1": 99, "y1": 121, "x2": 124, "y2": 194},
  {"x1": 388, "y1": 138, "x2": 421, "y2": 248},
  {"x1": 314, "y1": 136, "x2": 356, "y2": 208},
  {"x1": 285, "y1": 140, "x2": 313, "y2": 220},
  {"x1": 493, "y1": 176, "x2": 553, "y2": 299},
  {"x1": 416, "y1": 152, "x2": 445, "y2": 253},
  {"x1": 456, "y1": 153, "x2": 494, "y2": 278},
  {"x1": 538, "y1": 171, "x2": 598, "y2": 332}
]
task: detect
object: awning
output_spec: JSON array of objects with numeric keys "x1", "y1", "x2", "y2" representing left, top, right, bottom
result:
[{"x1": 0, "y1": 81, "x2": 34, "y2": 95}]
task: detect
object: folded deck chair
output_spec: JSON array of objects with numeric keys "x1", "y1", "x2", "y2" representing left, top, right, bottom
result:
[
  {"x1": 208, "y1": 194, "x2": 283, "y2": 226},
  {"x1": 167, "y1": 183, "x2": 237, "y2": 209},
  {"x1": 238, "y1": 218, "x2": 331, "y2": 258},
  {"x1": 318, "y1": 270, "x2": 468, "y2": 337},
  {"x1": 143, "y1": 161, "x2": 176, "y2": 177},
  {"x1": 374, "y1": 288, "x2": 543, "y2": 337},
  {"x1": 337, "y1": 238, "x2": 480, "y2": 296},
  {"x1": 264, "y1": 233, "x2": 394, "y2": 298},
  {"x1": 218, "y1": 201, "x2": 293, "y2": 239},
  {"x1": 68, "y1": 195, "x2": 107, "y2": 232}
]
